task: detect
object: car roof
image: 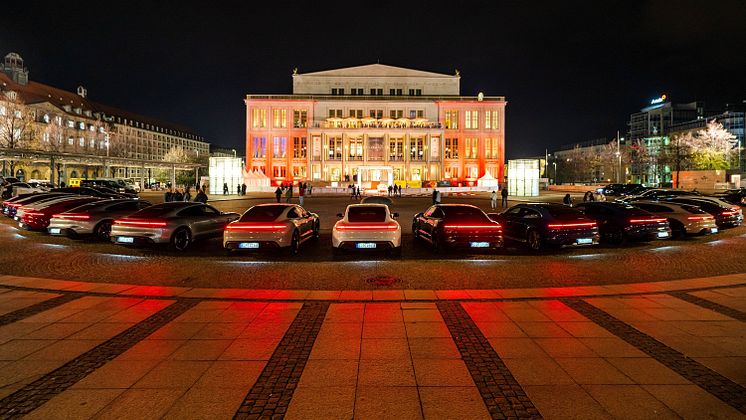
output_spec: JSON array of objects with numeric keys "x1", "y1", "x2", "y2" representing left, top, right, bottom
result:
[
  {"x1": 435, "y1": 203, "x2": 477, "y2": 208},
  {"x1": 347, "y1": 203, "x2": 388, "y2": 208}
]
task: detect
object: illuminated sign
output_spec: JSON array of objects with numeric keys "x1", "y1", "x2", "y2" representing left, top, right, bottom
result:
[{"x1": 650, "y1": 94, "x2": 667, "y2": 105}]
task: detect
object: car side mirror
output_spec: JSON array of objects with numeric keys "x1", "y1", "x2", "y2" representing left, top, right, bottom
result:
[
  {"x1": 392, "y1": 212, "x2": 399, "y2": 218},
  {"x1": 336, "y1": 213, "x2": 343, "y2": 218}
]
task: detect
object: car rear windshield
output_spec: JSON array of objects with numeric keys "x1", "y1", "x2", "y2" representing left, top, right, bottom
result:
[
  {"x1": 130, "y1": 204, "x2": 181, "y2": 218},
  {"x1": 240, "y1": 205, "x2": 287, "y2": 222},
  {"x1": 348, "y1": 206, "x2": 387, "y2": 222},
  {"x1": 441, "y1": 206, "x2": 489, "y2": 222},
  {"x1": 544, "y1": 206, "x2": 585, "y2": 220},
  {"x1": 681, "y1": 204, "x2": 707, "y2": 214}
]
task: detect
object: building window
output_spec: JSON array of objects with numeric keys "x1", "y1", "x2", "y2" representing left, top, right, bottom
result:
[
  {"x1": 485, "y1": 110, "x2": 499, "y2": 130},
  {"x1": 389, "y1": 88, "x2": 403, "y2": 96},
  {"x1": 42, "y1": 132, "x2": 50, "y2": 142},
  {"x1": 349, "y1": 109, "x2": 363, "y2": 118},
  {"x1": 272, "y1": 137, "x2": 286, "y2": 158},
  {"x1": 327, "y1": 137, "x2": 342, "y2": 160},
  {"x1": 484, "y1": 138, "x2": 499, "y2": 159},
  {"x1": 252, "y1": 136, "x2": 266, "y2": 158},
  {"x1": 415, "y1": 89, "x2": 422, "y2": 96},
  {"x1": 465, "y1": 111, "x2": 479, "y2": 129},
  {"x1": 293, "y1": 137, "x2": 307, "y2": 158},
  {"x1": 389, "y1": 110, "x2": 403, "y2": 119},
  {"x1": 348, "y1": 137, "x2": 363, "y2": 161},
  {"x1": 293, "y1": 110, "x2": 307, "y2": 128},
  {"x1": 409, "y1": 110, "x2": 424, "y2": 119},
  {"x1": 292, "y1": 166, "x2": 307, "y2": 178},
  {"x1": 369, "y1": 109, "x2": 383, "y2": 119},
  {"x1": 68, "y1": 136, "x2": 74, "y2": 145},
  {"x1": 273, "y1": 109, "x2": 287, "y2": 128},
  {"x1": 328, "y1": 109, "x2": 343, "y2": 118},
  {"x1": 252, "y1": 109, "x2": 267, "y2": 128},
  {"x1": 389, "y1": 138, "x2": 404, "y2": 161},
  {"x1": 410, "y1": 137, "x2": 424, "y2": 161},
  {"x1": 369, "y1": 88, "x2": 383, "y2": 95},
  {"x1": 445, "y1": 138, "x2": 459, "y2": 159},
  {"x1": 272, "y1": 166, "x2": 287, "y2": 178},
  {"x1": 350, "y1": 88, "x2": 364, "y2": 95},
  {"x1": 67, "y1": 120, "x2": 75, "y2": 128},
  {"x1": 465, "y1": 138, "x2": 478, "y2": 159},
  {"x1": 467, "y1": 166, "x2": 478, "y2": 178},
  {"x1": 331, "y1": 88, "x2": 345, "y2": 95},
  {"x1": 444, "y1": 111, "x2": 459, "y2": 129}
]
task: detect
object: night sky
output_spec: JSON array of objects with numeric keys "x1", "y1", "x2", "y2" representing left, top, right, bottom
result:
[{"x1": 2, "y1": 1, "x2": 744, "y2": 158}]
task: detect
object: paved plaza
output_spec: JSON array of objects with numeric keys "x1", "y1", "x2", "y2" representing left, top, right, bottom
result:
[{"x1": 0, "y1": 274, "x2": 744, "y2": 419}]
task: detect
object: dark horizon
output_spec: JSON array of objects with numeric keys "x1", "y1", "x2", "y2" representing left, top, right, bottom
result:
[{"x1": 2, "y1": 0, "x2": 744, "y2": 158}]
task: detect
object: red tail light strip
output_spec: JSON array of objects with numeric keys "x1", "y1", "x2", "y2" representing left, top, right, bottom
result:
[
  {"x1": 444, "y1": 224, "x2": 502, "y2": 229},
  {"x1": 226, "y1": 224, "x2": 286, "y2": 231},
  {"x1": 53, "y1": 214, "x2": 90, "y2": 220},
  {"x1": 629, "y1": 218, "x2": 667, "y2": 223},
  {"x1": 687, "y1": 216, "x2": 713, "y2": 221},
  {"x1": 114, "y1": 220, "x2": 168, "y2": 227},
  {"x1": 721, "y1": 210, "x2": 738, "y2": 216},
  {"x1": 547, "y1": 222, "x2": 597, "y2": 229},
  {"x1": 336, "y1": 223, "x2": 399, "y2": 231}
]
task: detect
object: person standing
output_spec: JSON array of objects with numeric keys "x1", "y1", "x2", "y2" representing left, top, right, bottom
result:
[
  {"x1": 237, "y1": 184, "x2": 241, "y2": 195},
  {"x1": 194, "y1": 188, "x2": 208, "y2": 203},
  {"x1": 183, "y1": 186, "x2": 192, "y2": 202},
  {"x1": 491, "y1": 190, "x2": 497, "y2": 209},
  {"x1": 274, "y1": 187, "x2": 282, "y2": 203},
  {"x1": 388, "y1": 185, "x2": 393, "y2": 197},
  {"x1": 164, "y1": 188, "x2": 173, "y2": 203},
  {"x1": 563, "y1": 193, "x2": 573, "y2": 206},
  {"x1": 173, "y1": 188, "x2": 183, "y2": 202},
  {"x1": 222, "y1": 183, "x2": 228, "y2": 195},
  {"x1": 241, "y1": 183, "x2": 247, "y2": 196},
  {"x1": 356, "y1": 185, "x2": 361, "y2": 199},
  {"x1": 432, "y1": 189, "x2": 438, "y2": 205},
  {"x1": 299, "y1": 183, "x2": 306, "y2": 206},
  {"x1": 501, "y1": 187, "x2": 509, "y2": 208},
  {"x1": 285, "y1": 185, "x2": 293, "y2": 203},
  {"x1": 436, "y1": 189, "x2": 442, "y2": 204}
]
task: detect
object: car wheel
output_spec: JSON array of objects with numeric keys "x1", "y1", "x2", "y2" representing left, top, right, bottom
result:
[
  {"x1": 313, "y1": 221, "x2": 320, "y2": 239},
  {"x1": 170, "y1": 228, "x2": 192, "y2": 251},
  {"x1": 94, "y1": 220, "x2": 113, "y2": 241},
  {"x1": 290, "y1": 230, "x2": 300, "y2": 255},
  {"x1": 670, "y1": 220, "x2": 686, "y2": 239},
  {"x1": 432, "y1": 233, "x2": 442, "y2": 253},
  {"x1": 606, "y1": 228, "x2": 625, "y2": 245},
  {"x1": 412, "y1": 223, "x2": 420, "y2": 239},
  {"x1": 527, "y1": 229, "x2": 543, "y2": 251}
]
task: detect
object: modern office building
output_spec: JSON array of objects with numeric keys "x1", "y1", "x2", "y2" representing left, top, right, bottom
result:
[
  {"x1": 0, "y1": 52, "x2": 209, "y2": 183},
  {"x1": 245, "y1": 64, "x2": 506, "y2": 187},
  {"x1": 627, "y1": 96, "x2": 705, "y2": 142}
]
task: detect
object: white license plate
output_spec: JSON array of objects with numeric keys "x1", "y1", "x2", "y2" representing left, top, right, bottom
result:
[
  {"x1": 576, "y1": 238, "x2": 593, "y2": 245},
  {"x1": 238, "y1": 242, "x2": 259, "y2": 249},
  {"x1": 49, "y1": 228, "x2": 61, "y2": 234},
  {"x1": 356, "y1": 242, "x2": 377, "y2": 249},
  {"x1": 470, "y1": 242, "x2": 490, "y2": 248},
  {"x1": 657, "y1": 231, "x2": 670, "y2": 238},
  {"x1": 13, "y1": 216, "x2": 19, "y2": 221},
  {"x1": 116, "y1": 236, "x2": 134, "y2": 243},
  {"x1": 711, "y1": 227, "x2": 718, "y2": 234}
]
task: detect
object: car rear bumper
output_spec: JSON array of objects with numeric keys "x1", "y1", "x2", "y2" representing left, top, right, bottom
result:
[
  {"x1": 48, "y1": 219, "x2": 96, "y2": 235},
  {"x1": 545, "y1": 230, "x2": 600, "y2": 247},
  {"x1": 223, "y1": 230, "x2": 292, "y2": 249},
  {"x1": 224, "y1": 241, "x2": 282, "y2": 250},
  {"x1": 441, "y1": 233, "x2": 504, "y2": 249},
  {"x1": 337, "y1": 241, "x2": 396, "y2": 251},
  {"x1": 110, "y1": 226, "x2": 171, "y2": 244},
  {"x1": 623, "y1": 225, "x2": 672, "y2": 241}
]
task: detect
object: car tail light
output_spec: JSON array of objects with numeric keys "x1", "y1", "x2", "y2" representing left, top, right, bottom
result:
[
  {"x1": 444, "y1": 224, "x2": 502, "y2": 230},
  {"x1": 629, "y1": 218, "x2": 667, "y2": 223},
  {"x1": 336, "y1": 223, "x2": 399, "y2": 231},
  {"x1": 225, "y1": 223, "x2": 286, "y2": 231},
  {"x1": 53, "y1": 213, "x2": 90, "y2": 220},
  {"x1": 687, "y1": 216, "x2": 713, "y2": 221},
  {"x1": 547, "y1": 222, "x2": 597, "y2": 229},
  {"x1": 113, "y1": 219, "x2": 168, "y2": 227},
  {"x1": 721, "y1": 210, "x2": 738, "y2": 216},
  {"x1": 7, "y1": 203, "x2": 22, "y2": 208},
  {"x1": 24, "y1": 211, "x2": 45, "y2": 217}
]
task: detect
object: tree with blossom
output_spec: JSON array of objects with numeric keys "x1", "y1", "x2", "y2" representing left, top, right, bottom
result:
[
  {"x1": 0, "y1": 91, "x2": 35, "y2": 176},
  {"x1": 688, "y1": 120, "x2": 737, "y2": 170}
]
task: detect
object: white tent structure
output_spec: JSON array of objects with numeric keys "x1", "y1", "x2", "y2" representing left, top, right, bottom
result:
[{"x1": 477, "y1": 171, "x2": 499, "y2": 188}]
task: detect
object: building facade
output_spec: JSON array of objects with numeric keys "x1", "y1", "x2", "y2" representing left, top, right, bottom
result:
[
  {"x1": 245, "y1": 64, "x2": 506, "y2": 187},
  {"x1": 0, "y1": 52, "x2": 209, "y2": 184}
]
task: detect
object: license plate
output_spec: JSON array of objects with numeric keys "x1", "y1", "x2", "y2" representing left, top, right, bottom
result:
[
  {"x1": 356, "y1": 242, "x2": 377, "y2": 249},
  {"x1": 49, "y1": 228, "x2": 61, "y2": 234},
  {"x1": 576, "y1": 238, "x2": 593, "y2": 245},
  {"x1": 117, "y1": 236, "x2": 134, "y2": 243},
  {"x1": 711, "y1": 227, "x2": 718, "y2": 234},
  {"x1": 470, "y1": 241, "x2": 490, "y2": 248},
  {"x1": 657, "y1": 231, "x2": 669, "y2": 238},
  {"x1": 238, "y1": 242, "x2": 259, "y2": 249},
  {"x1": 13, "y1": 216, "x2": 19, "y2": 221}
]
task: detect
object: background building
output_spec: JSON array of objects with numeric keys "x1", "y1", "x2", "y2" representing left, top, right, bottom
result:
[
  {"x1": 0, "y1": 52, "x2": 209, "y2": 185},
  {"x1": 245, "y1": 64, "x2": 506, "y2": 187}
]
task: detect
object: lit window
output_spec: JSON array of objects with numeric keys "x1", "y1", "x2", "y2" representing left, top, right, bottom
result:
[
  {"x1": 465, "y1": 111, "x2": 479, "y2": 129},
  {"x1": 273, "y1": 109, "x2": 287, "y2": 128},
  {"x1": 444, "y1": 111, "x2": 459, "y2": 129},
  {"x1": 445, "y1": 138, "x2": 459, "y2": 159},
  {"x1": 252, "y1": 109, "x2": 267, "y2": 128}
]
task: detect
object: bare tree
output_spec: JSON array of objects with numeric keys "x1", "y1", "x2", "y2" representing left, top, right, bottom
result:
[{"x1": 0, "y1": 92, "x2": 35, "y2": 175}]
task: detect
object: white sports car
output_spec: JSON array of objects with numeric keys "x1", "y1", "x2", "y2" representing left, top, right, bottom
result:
[
  {"x1": 332, "y1": 204, "x2": 401, "y2": 255},
  {"x1": 224, "y1": 204, "x2": 319, "y2": 254}
]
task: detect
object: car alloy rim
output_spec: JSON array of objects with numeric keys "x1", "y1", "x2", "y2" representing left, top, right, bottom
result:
[
  {"x1": 98, "y1": 221, "x2": 112, "y2": 240},
  {"x1": 529, "y1": 231, "x2": 541, "y2": 250},
  {"x1": 175, "y1": 230, "x2": 190, "y2": 250},
  {"x1": 292, "y1": 231, "x2": 299, "y2": 253}
]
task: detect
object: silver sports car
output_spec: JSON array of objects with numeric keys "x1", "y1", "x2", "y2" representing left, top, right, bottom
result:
[
  {"x1": 224, "y1": 203, "x2": 320, "y2": 254},
  {"x1": 48, "y1": 198, "x2": 153, "y2": 240},
  {"x1": 110, "y1": 202, "x2": 240, "y2": 251}
]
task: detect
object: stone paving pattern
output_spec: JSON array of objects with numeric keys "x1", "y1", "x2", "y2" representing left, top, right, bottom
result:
[{"x1": 0, "y1": 276, "x2": 742, "y2": 418}]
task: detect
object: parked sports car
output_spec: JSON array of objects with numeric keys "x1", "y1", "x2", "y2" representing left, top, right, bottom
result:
[
  {"x1": 332, "y1": 204, "x2": 401, "y2": 255},
  {"x1": 223, "y1": 204, "x2": 319, "y2": 254},
  {"x1": 412, "y1": 204, "x2": 503, "y2": 252}
]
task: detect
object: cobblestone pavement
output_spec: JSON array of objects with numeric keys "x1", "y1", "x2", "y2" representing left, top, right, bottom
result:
[
  {"x1": 0, "y1": 276, "x2": 743, "y2": 419},
  {"x1": 1, "y1": 193, "x2": 745, "y2": 290}
]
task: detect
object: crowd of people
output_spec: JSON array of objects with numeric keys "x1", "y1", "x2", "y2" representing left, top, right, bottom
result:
[
  {"x1": 274, "y1": 182, "x2": 312, "y2": 205},
  {"x1": 164, "y1": 184, "x2": 208, "y2": 203}
]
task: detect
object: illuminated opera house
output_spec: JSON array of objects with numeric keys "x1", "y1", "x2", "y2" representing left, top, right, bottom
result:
[{"x1": 245, "y1": 64, "x2": 506, "y2": 187}]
